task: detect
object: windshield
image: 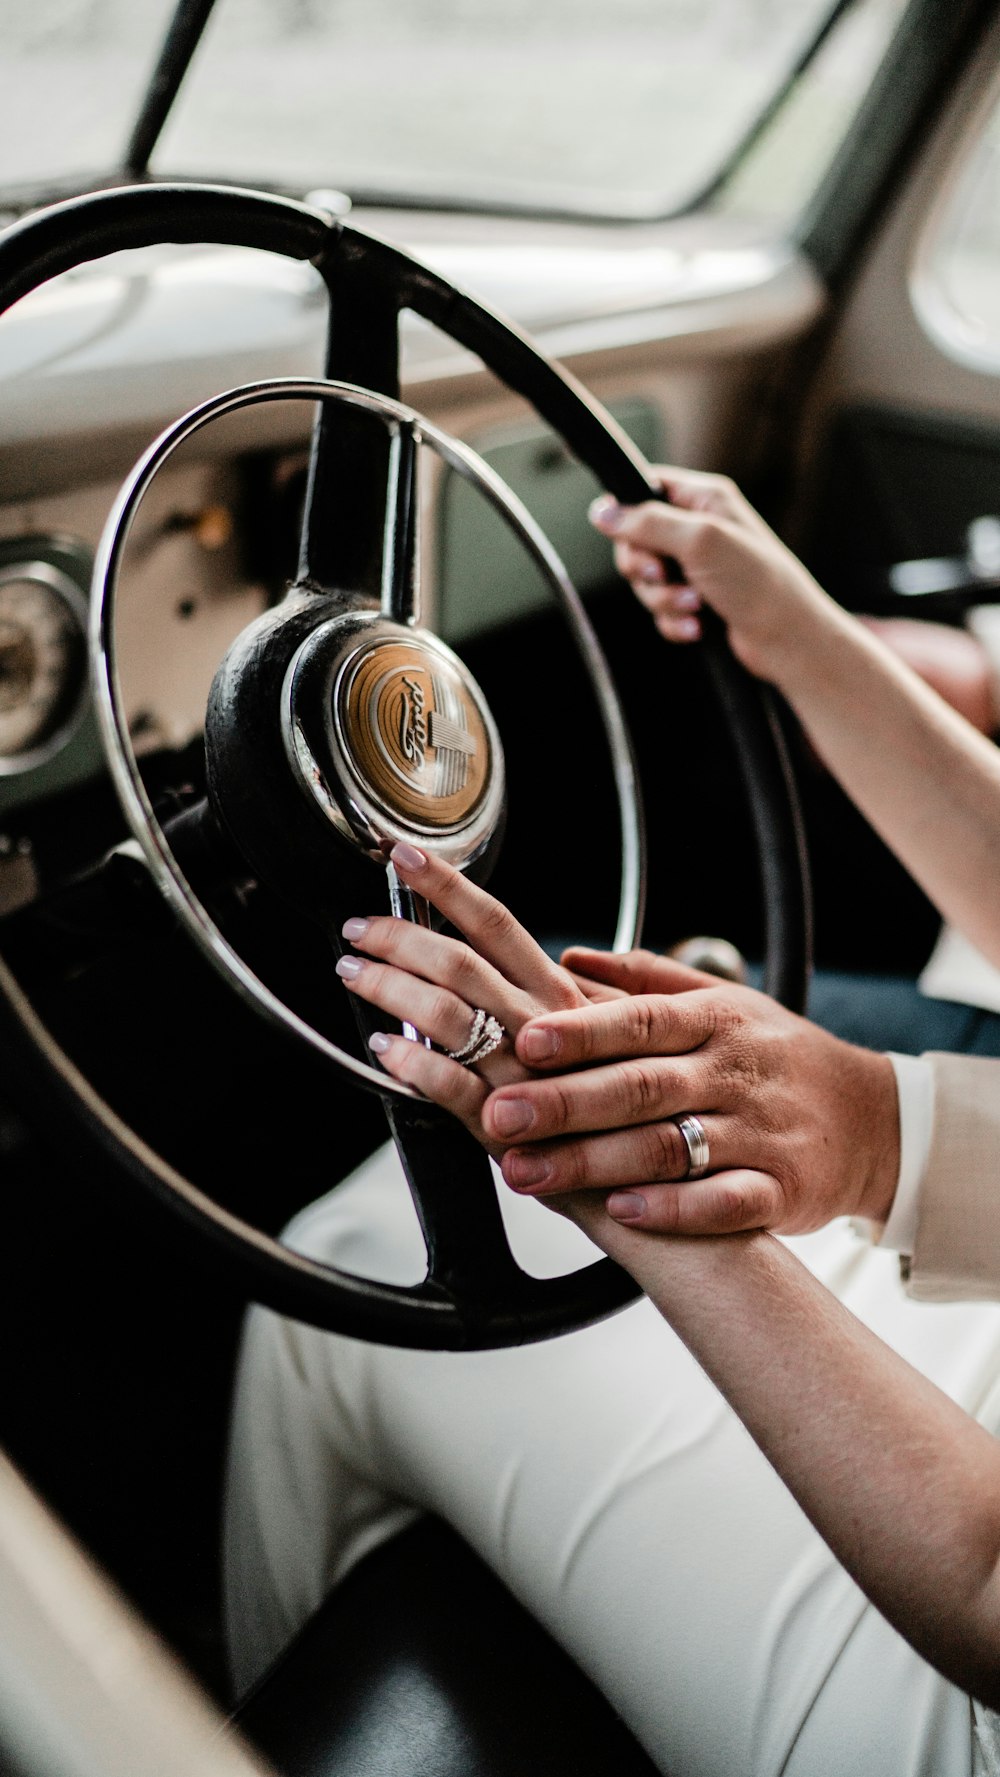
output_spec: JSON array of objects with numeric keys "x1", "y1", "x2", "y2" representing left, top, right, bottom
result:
[{"x1": 3, "y1": 0, "x2": 886, "y2": 220}]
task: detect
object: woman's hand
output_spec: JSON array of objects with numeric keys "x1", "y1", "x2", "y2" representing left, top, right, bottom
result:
[
  {"x1": 337, "y1": 845, "x2": 900, "y2": 1242},
  {"x1": 588, "y1": 465, "x2": 835, "y2": 684},
  {"x1": 335, "y1": 840, "x2": 602, "y2": 1154},
  {"x1": 482, "y1": 946, "x2": 900, "y2": 1238}
]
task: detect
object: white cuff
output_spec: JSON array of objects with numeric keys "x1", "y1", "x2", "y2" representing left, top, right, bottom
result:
[{"x1": 876, "y1": 1053, "x2": 936, "y2": 1254}]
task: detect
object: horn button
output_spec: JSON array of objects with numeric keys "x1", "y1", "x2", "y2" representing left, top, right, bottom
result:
[{"x1": 282, "y1": 614, "x2": 505, "y2": 866}]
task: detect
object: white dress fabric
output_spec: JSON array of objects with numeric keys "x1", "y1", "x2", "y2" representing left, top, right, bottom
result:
[{"x1": 225, "y1": 1143, "x2": 1000, "y2": 1777}]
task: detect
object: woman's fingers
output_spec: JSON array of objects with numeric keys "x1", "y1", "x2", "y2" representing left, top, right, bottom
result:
[
  {"x1": 613, "y1": 539, "x2": 704, "y2": 642},
  {"x1": 591, "y1": 493, "x2": 728, "y2": 570},
  {"x1": 335, "y1": 950, "x2": 524, "y2": 1087},
  {"x1": 588, "y1": 473, "x2": 830, "y2": 684},
  {"x1": 337, "y1": 845, "x2": 586, "y2": 1093},
  {"x1": 597, "y1": 465, "x2": 758, "y2": 527},
  {"x1": 386, "y1": 843, "x2": 581, "y2": 1006},
  {"x1": 340, "y1": 913, "x2": 522, "y2": 1027},
  {"x1": 337, "y1": 950, "x2": 477, "y2": 1052},
  {"x1": 365, "y1": 1031, "x2": 491, "y2": 1133},
  {"x1": 649, "y1": 465, "x2": 760, "y2": 529}
]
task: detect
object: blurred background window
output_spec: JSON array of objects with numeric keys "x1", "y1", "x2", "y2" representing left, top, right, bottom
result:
[
  {"x1": 1, "y1": 0, "x2": 911, "y2": 223},
  {"x1": 915, "y1": 86, "x2": 1000, "y2": 368}
]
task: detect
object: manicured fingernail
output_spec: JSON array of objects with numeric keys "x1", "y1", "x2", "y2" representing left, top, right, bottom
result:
[
  {"x1": 521, "y1": 1027, "x2": 560, "y2": 1062},
  {"x1": 391, "y1": 842, "x2": 427, "y2": 873},
  {"x1": 640, "y1": 560, "x2": 663, "y2": 584},
  {"x1": 588, "y1": 494, "x2": 624, "y2": 533},
  {"x1": 674, "y1": 587, "x2": 701, "y2": 611},
  {"x1": 606, "y1": 1190, "x2": 646, "y2": 1221},
  {"x1": 336, "y1": 955, "x2": 367, "y2": 981},
  {"x1": 505, "y1": 1152, "x2": 552, "y2": 1189},
  {"x1": 677, "y1": 616, "x2": 701, "y2": 640},
  {"x1": 342, "y1": 916, "x2": 371, "y2": 941},
  {"x1": 491, "y1": 1097, "x2": 534, "y2": 1137},
  {"x1": 369, "y1": 1032, "x2": 392, "y2": 1055}
]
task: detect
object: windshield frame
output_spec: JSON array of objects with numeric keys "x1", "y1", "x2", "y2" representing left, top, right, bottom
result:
[{"x1": 0, "y1": 0, "x2": 870, "y2": 229}]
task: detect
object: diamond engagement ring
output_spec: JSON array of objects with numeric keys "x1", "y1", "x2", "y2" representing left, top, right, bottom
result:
[
  {"x1": 447, "y1": 1007, "x2": 506, "y2": 1067},
  {"x1": 674, "y1": 1113, "x2": 711, "y2": 1180}
]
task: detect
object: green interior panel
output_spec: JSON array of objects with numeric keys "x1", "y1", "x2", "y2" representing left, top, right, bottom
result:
[{"x1": 437, "y1": 400, "x2": 661, "y2": 646}]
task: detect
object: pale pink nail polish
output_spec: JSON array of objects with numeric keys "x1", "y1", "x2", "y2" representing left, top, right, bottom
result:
[
  {"x1": 342, "y1": 916, "x2": 371, "y2": 941},
  {"x1": 588, "y1": 494, "x2": 623, "y2": 532},
  {"x1": 391, "y1": 841, "x2": 427, "y2": 873},
  {"x1": 369, "y1": 1032, "x2": 391, "y2": 1054},
  {"x1": 336, "y1": 955, "x2": 366, "y2": 980}
]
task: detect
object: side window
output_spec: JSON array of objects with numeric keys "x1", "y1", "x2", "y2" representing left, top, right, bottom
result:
[{"x1": 915, "y1": 89, "x2": 1000, "y2": 369}]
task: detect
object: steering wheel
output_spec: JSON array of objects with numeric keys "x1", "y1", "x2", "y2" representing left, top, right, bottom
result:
[{"x1": 0, "y1": 183, "x2": 810, "y2": 1351}]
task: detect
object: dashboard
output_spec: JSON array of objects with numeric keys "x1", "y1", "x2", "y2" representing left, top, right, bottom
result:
[{"x1": 0, "y1": 201, "x2": 823, "y2": 905}]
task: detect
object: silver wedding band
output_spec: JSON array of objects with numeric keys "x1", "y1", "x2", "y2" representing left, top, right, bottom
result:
[
  {"x1": 447, "y1": 1006, "x2": 506, "y2": 1068},
  {"x1": 674, "y1": 1113, "x2": 710, "y2": 1180}
]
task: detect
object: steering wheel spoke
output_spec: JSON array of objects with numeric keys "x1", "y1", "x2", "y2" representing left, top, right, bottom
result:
[
  {"x1": 297, "y1": 256, "x2": 401, "y2": 601},
  {"x1": 384, "y1": 1099, "x2": 529, "y2": 1313}
]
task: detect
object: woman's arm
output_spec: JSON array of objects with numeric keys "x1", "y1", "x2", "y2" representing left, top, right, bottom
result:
[
  {"x1": 572, "y1": 1198, "x2": 1000, "y2": 1710},
  {"x1": 591, "y1": 470, "x2": 1000, "y2": 969},
  {"x1": 347, "y1": 848, "x2": 1000, "y2": 1706}
]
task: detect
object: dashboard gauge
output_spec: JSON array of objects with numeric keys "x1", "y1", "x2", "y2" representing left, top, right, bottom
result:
[{"x1": 0, "y1": 560, "x2": 89, "y2": 775}]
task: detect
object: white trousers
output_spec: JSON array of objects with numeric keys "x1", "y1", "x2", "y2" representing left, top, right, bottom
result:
[{"x1": 224, "y1": 1144, "x2": 1000, "y2": 1777}]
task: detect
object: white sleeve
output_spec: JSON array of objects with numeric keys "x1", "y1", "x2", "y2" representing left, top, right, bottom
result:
[
  {"x1": 873, "y1": 1052, "x2": 936, "y2": 1254},
  {"x1": 851, "y1": 1053, "x2": 935, "y2": 1253}
]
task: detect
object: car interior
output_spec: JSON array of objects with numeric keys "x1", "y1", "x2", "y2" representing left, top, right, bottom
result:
[{"x1": 2, "y1": 0, "x2": 1000, "y2": 1772}]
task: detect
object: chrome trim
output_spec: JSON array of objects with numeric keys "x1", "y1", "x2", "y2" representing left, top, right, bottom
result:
[
  {"x1": 0, "y1": 559, "x2": 89, "y2": 777},
  {"x1": 91, "y1": 377, "x2": 644, "y2": 1103},
  {"x1": 282, "y1": 614, "x2": 505, "y2": 865},
  {"x1": 380, "y1": 417, "x2": 422, "y2": 625},
  {"x1": 387, "y1": 861, "x2": 433, "y2": 1047}
]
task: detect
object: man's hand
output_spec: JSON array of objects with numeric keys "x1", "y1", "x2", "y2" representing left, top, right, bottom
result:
[{"x1": 482, "y1": 949, "x2": 901, "y2": 1237}]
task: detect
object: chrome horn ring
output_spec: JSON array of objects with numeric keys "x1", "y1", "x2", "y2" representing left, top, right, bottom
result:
[{"x1": 91, "y1": 376, "x2": 645, "y2": 1103}]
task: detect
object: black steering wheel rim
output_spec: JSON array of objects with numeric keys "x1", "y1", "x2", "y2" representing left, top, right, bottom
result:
[{"x1": 0, "y1": 182, "x2": 811, "y2": 1351}]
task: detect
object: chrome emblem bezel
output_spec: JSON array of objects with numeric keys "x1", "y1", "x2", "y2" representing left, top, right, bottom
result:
[{"x1": 281, "y1": 611, "x2": 505, "y2": 867}]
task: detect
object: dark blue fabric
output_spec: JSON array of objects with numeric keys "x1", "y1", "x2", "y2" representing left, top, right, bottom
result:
[{"x1": 804, "y1": 971, "x2": 1000, "y2": 1058}]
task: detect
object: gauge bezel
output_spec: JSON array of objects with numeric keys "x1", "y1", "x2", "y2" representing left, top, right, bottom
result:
[{"x1": 0, "y1": 559, "x2": 90, "y2": 777}]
